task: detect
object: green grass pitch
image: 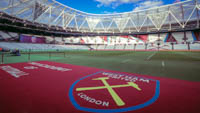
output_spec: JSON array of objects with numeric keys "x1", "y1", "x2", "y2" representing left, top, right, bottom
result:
[{"x1": 1, "y1": 51, "x2": 200, "y2": 81}]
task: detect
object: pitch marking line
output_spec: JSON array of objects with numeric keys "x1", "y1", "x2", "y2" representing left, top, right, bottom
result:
[
  {"x1": 146, "y1": 52, "x2": 157, "y2": 60},
  {"x1": 162, "y1": 61, "x2": 165, "y2": 67}
]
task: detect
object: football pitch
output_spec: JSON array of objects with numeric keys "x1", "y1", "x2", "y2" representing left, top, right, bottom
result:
[{"x1": 1, "y1": 51, "x2": 200, "y2": 81}]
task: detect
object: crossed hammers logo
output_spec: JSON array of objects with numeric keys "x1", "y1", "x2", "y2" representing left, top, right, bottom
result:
[{"x1": 76, "y1": 77, "x2": 141, "y2": 106}]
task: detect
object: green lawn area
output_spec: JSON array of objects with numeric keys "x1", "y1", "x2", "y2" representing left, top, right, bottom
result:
[{"x1": 1, "y1": 51, "x2": 200, "y2": 81}]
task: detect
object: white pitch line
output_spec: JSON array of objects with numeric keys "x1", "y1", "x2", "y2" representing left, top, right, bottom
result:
[
  {"x1": 146, "y1": 51, "x2": 157, "y2": 60},
  {"x1": 162, "y1": 61, "x2": 165, "y2": 67}
]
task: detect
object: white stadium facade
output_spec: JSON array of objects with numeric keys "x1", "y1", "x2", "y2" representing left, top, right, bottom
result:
[{"x1": 0, "y1": 0, "x2": 200, "y2": 50}]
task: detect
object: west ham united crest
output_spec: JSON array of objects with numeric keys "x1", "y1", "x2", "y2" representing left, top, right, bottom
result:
[{"x1": 69, "y1": 71, "x2": 160, "y2": 113}]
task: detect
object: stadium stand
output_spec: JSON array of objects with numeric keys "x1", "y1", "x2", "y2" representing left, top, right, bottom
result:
[
  {"x1": 172, "y1": 32, "x2": 185, "y2": 43},
  {"x1": 105, "y1": 45, "x2": 115, "y2": 50},
  {"x1": 148, "y1": 34, "x2": 160, "y2": 43},
  {"x1": 0, "y1": 42, "x2": 90, "y2": 51},
  {"x1": 0, "y1": 30, "x2": 200, "y2": 51},
  {"x1": 174, "y1": 43, "x2": 189, "y2": 50},
  {"x1": 0, "y1": 0, "x2": 200, "y2": 113},
  {"x1": 186, "y1": 31, "x2": 195, "y2": 42},
  {"x1": 190, "y1": 43, "x2": 200, "y2": 50},
  {"x1": 125, "y1": 44, "x2": 135, "y2": 50},
  {"x1": 135, "y1": 44, "x2": 145, "y2": 50},
  {"x1": 0, "y1": 31, "x2": 18, "y2": 41},
  {"x1": 115, "y1": 44, "x2": 125, "y2": 50},
  {"x1": 45, "y1": 36, "x2": 54, "y2": 44},
  {"x1": 0, "y1": 31, "x2": 12, "y2": 40}
]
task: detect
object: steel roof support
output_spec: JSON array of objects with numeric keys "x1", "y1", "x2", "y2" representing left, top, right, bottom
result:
[
  {"x1": 195, "y1": 0, "x2": 200, "y2": 28},
  {"x1": 168, "y1": 6, "x2": 172, "y2": 31},
  {"x1": 169, "y1": 11, "x2": 184, "y2": 28},
  {"x1": 1, "y1": 0, "x2": 30, "y2": 11},
  {"x1": 184, "y1": 6, "x2": 196, "y2": 26}
]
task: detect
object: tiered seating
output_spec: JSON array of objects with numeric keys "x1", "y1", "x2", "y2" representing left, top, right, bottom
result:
[
  {"x1": 45, "y1": 37, "x2": 54, "y2": 43},
  {"x1": 0, "y1": 31, "x2": 11, "y2": 39},
  {"x1": 147, "y1": 43, "x2": 157, "y2": 50},
  {"x1": 186, "y1": 31, "x2": 195, "y2": 42},
  {"x1": 115, "y1": 45, "x2": 125, "y2": 50},
  {"x1": 174, "y1": 43, "x2": 188, "y2": 50},
  {"x1": 65, "y1": 45, "x2": 90, "y2": 50},
  {"x1": 105, "y1": 45, "x2": 115, "y2": 50},
  {"x1": 55, "y1": 37, "x2": 64, "y2": 44},
  {"x1": 8, "y1": 32, "x2": 18, "y2": 38},
  {"x1": 125, "y1": 45, "x2": 134, "y2": 50},
  {"x1": 159, "y1": 43, "x2": 171, "y2": 50},
  {"x1": 0, "y1": 30, "x2": 200, "y2": 51},
  {"x1": 0, "y1": 42, "x2": 90, "y2": 51},
  {"x1": 0, "y1": 31, "x2": 19, "y2": 41},
  {"x1": 148, "y1": 34, "x2": 159, "y2": 43},
  {"x1": 96, "y1": 45, "x2": 106, "y2": 50},
  {"x1": 95, "y1": 36, "x2": 104, "y2": 44},
  {"x1": 190, "y1": 43, "x2": 200, "y2": 50},
  {"x1": 159, "y1": 33, "x2": 168, "y2": 42},
  {"x1": 172, "y1": 32, "x2": 184, "y2": 43},
  {"x1": 135, "y1": 44, "x2": 145, "y2": 50}
]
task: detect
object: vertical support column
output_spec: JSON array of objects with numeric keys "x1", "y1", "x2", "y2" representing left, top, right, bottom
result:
[
  {"x1": 48, "y1": 6, "x2": 52, "y2": 24},
  {"x1": 171, "y1": 42, "x2": 174, "y2": 50},
  {"x1": 168, "y1": 6, "x2": 172, "y2": 31},
  {"x1": 11, "y1": 0, "x2": 14, "y2": 15},
  {"x1": 196, "y1": 0, "x2": 200, "y2": 28},
  {"x1": 145, "y1": 43, "x2": 148, "y2": 51},
  {"x1": 182, "y1": 1, "x2": 187, "y2": 43},
  {"x1": 181, "y1": 3, "x2": 185, "y2": 28},
  {"x1": 157, "y1": 8, "x2": 159, "y2": 31},
  {"x1": 137, "y1": 12, "x2": 139, "y2": 32},
  {"x1": 134, "y1": 44, "x2": 136, "y2": 51},
  {"x1": 183, "y1": 31, "x2": 188, "y2": 42},
  {"x1": 62, "y1": 11, "x2": 65, "y2": 28},
  {"x1": 32, "y1": 0, "x2": 36, "y2": 20},
  {"x1": 146, "y1": 11, "x2": 149, "y2": 32},
  {"x1": 158, "y1": 33, "x2": 160, "y2": 51},
  {"x1": 74, "y1": 13, "x2": 78, "y2": 31},
  {"x1": 187, "y1": 42, "x2": 190, "y2": 50}
]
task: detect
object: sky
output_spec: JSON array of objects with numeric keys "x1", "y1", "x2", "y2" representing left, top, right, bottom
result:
[{"x1": 56, "y1": 0, "x2": 186, "y2": 14}]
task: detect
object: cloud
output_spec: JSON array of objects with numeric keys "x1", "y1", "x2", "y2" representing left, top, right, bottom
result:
[
  {"x1": 174, "y1": 0, "x2": 181, "y2": 3},
  {"x1": 133, "y1": 0, "x2": 163, "y2": 11},
  {"x1": 103, "y1": 11, "x2": 118, "y2": 14},
  {"x1": 95, "y1": 0, "x2": 141, "y2": 9}
]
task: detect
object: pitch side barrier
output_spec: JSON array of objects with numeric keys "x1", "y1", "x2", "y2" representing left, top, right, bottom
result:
[
  {"x1": 0, "y1": 49, "x2": 91, "y2": 64},
  {"x1": 0, "y1": 50, "x2": 67, "y2": 64}
]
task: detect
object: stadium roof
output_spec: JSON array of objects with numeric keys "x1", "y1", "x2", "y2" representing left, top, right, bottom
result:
[{"x1": 0, "y1": 0, "x2": 200, "y2": 35}]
